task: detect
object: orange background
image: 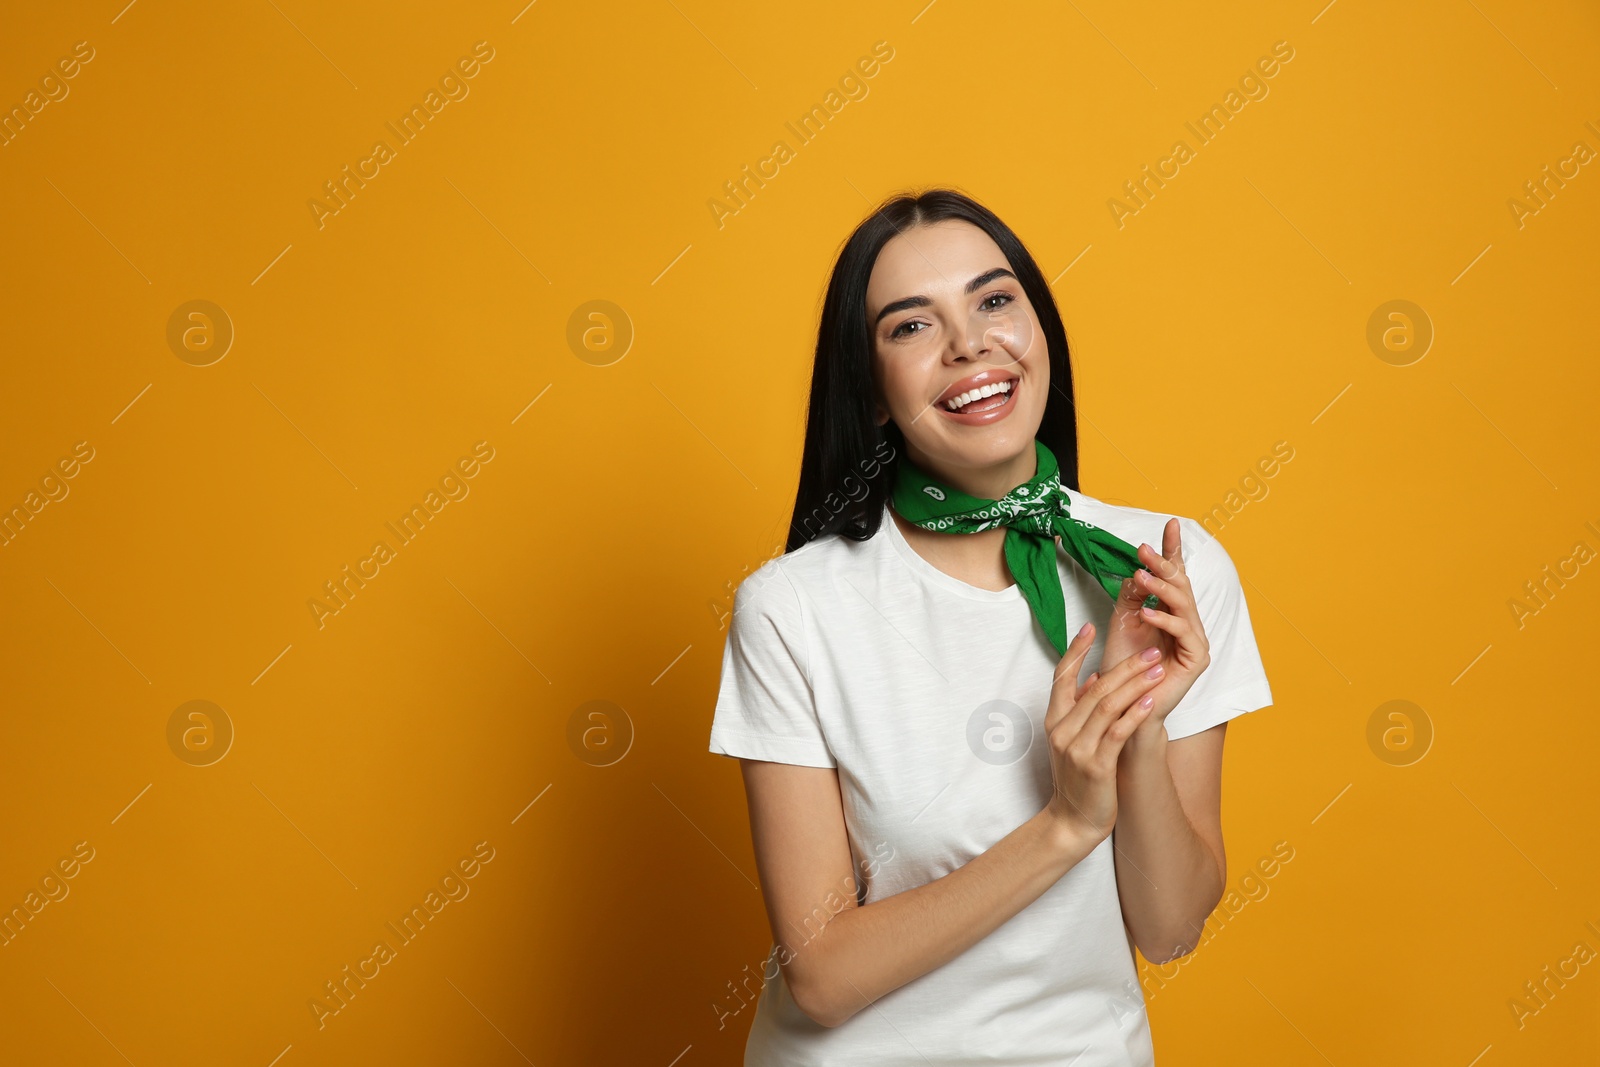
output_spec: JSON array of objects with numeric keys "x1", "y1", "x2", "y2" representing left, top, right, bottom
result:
[{"x1": 2, "y1": 1, "x2": 1597, "y2": 1064}]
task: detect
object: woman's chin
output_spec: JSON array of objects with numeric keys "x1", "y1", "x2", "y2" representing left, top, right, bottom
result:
[{"x1": 912, "y1": 426, "x2": 1039, "y2": 473}]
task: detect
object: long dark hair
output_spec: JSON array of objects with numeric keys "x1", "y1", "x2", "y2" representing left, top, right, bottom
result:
[{"x1": 785, "y1": 187, "x2": 1081, "y2": 554}]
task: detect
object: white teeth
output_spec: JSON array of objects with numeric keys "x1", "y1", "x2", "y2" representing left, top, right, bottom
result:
[{"x1": 944, "y1": 379, "x2": 1014, "y2": 411}]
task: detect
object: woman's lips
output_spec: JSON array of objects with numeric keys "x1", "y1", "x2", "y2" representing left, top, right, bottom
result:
[
  {"x1": 935, "y1": 369, "x2": 1018, "y2": 406},
  {"x1": 938, "y1": 377, "x2": 1020, "y2": 425}
]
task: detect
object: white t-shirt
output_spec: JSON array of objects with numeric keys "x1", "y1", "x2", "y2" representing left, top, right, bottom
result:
[{"x1": 708, "y1": 491, "x2": 1273, "y2": 1066}]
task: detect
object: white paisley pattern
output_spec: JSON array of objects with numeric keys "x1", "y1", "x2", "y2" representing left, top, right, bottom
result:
[
  {"x1": 890, "y1": 440, "x2": 1157, "y2": 619},
  {"x1": 916, "y1": 477, "x2": 1080, "y2": 537}
]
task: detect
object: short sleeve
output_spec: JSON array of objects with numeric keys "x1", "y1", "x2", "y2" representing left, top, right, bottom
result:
[
  {"x1": 708, "y1": 559, "x2": 837, "y2": 768},
  {"x1": 1161, "y1": 521, "x2": 1274, "y2": 741}
]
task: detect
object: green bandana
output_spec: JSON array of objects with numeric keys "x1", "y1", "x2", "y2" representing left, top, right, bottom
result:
[{"x1": 890, "y1": 438, "x2": 1160, "y2": 657}]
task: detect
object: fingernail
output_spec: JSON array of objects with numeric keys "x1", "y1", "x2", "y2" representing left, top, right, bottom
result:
[
  {"x1": 1076, "y1": 623, "x2": 1091, "y2": 639},
  {"x1": 1140, "y1": 646, "x2": 1160, "y2": 661},
  {"x1": 1145, "y1": 663, "x2": 1163, "y2": 678}
]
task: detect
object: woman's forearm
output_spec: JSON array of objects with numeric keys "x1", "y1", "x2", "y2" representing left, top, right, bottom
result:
[
  {"x1": 1111, "y1": 724, "x2": 1224, "y2": 963},
  {"x1": 795, "y1": 808, "x2": 1099, "y2": 1028}
]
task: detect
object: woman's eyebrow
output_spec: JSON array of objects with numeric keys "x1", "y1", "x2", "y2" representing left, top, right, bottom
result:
[{"x1": 873, "y1": 267, "x2": 1019, "y2": 326}]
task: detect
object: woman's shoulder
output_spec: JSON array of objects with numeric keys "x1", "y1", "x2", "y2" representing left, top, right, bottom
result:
[{"x1": 736, "y1": 515, "x2": 883, "y2": 606}]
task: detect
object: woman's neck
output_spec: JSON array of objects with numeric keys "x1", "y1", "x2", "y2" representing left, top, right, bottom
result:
[
  {"x1": 909, "y1": 444, "x2": 1038, "y2": 502},
  {"x1": 888, "y1": 506, "x2": 1016, "y2": 593},
  {"x1": 888, "y1": 440, "x2": 1044, "y2": 592}
]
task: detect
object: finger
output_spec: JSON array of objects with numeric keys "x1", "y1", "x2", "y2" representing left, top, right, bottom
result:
[
  {"x1": 1074, "y1": 656, "x2": 1164, "y2": 751},
  {"x1": 1050, "y1": 623, "x2": 1096, "y2": 687},
  {"x1": 1074, "y1": 670, "x2": 1099, "y2": 702},
  {"x1": 1134, "y1": 564, "x2": 1196, "y2": 617},
  {"x1": 1045, "y1": 624, "x2": 1097, "y2": 732},
  {"x1": 1056, "y1": 642, "x2": 1163, "y2": 740},
  {"x1": 1138, "y1": 518, "x2": 1187, "y2": 580},
  {"x1": 1095, "y1": 693, "x2": 1157, "y2": 766},
  {"x1": 1115, "y1": 574, "x2": 1150, "y2": 610},
  {"x1": 1165, "y1": 517, "x2": 1185, "y2": 568},
  {"x1": 1138, "y1": 608, "x2": 1209, "y2": 668},
  {"x1": 1108, "y1": 576, "x2": 1152, "y2": 636},
  {"x1": 1134, "y1": 606, "x2": 1186, "y2": 638}
]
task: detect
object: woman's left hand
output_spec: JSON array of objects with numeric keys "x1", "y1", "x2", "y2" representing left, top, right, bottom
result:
[{"x1": 1081, "y1": 518, "x2": 1211, "y2": 735}]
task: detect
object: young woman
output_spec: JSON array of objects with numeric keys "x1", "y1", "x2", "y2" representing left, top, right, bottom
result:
[{"x1": 708, "y1": 189, "x2": 1273, "y2": 1065}]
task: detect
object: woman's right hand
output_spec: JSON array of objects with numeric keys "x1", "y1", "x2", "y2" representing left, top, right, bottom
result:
[{"x1": 1041, "y1": 623, "x2": 1164, "y2": 846}]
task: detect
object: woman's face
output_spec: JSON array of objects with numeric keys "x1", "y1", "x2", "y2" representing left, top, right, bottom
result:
[{"x1": 865, "y1": 219, "x2": 1048, "y2": 490}]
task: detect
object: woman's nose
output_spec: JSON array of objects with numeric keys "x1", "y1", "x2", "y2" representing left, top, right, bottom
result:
[{"x1": 966, "y1": 306, "x2": 1031, "y2": 356}]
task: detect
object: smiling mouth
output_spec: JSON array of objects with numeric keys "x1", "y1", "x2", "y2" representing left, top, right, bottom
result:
[{"x1": 941, "y1": 378, "x2": 1016, "y2": 414}]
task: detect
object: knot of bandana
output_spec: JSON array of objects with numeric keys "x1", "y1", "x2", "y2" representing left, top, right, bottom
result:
[{"x1": 889, "y1": 438, "x2": 1160, "y2": 657}]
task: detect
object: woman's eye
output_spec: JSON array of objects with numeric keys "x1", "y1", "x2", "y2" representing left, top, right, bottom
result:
[{"x1": 890, "y1": 295, "x2": 1012, "y2": 338}]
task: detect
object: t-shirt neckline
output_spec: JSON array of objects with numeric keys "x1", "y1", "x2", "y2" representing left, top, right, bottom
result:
[{"x1": 880, "y1": 501, "x2": 1024, "y2": 603}]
